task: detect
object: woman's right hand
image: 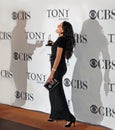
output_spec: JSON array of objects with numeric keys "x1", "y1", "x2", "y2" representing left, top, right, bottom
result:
[{"x1": 47, "y1": 71, "x2": 55, "y2": 84}]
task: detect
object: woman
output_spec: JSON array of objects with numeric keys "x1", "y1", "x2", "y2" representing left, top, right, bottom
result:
[{"x1": 47, "y1": 21, "x2": 76, "y2": 127}]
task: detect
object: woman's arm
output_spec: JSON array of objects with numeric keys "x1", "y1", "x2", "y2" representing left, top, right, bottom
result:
[
  {"x1": 48, "y1": 47, "x2": 63, "y2": 83},
  {"x1": 52, "y1": 47, "x2": 63, "y2": 71}
]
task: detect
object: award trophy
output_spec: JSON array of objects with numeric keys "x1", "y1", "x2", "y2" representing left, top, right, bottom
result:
[{"x1": 46, "y1": 35, "x2": 53, "y2": 46}]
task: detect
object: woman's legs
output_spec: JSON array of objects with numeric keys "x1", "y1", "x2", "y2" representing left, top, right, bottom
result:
[{"x1": 49, "y1": 71, "x2": 75, "y2": 122}]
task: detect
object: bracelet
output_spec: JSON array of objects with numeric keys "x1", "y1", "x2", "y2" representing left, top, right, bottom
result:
[{"x1": 52, "y1": 68, "x2": 56, "y2": 72}]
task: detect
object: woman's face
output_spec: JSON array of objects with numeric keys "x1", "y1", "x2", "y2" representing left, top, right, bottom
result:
[{"x1": 56, "y1": 22, "x2": 63, "y2": 36}]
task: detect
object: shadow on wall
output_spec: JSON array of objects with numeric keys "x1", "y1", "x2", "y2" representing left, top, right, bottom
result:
[
  {"x1": 72, "y1": 19, "x2": 110, "y2": 124},
  {"x1": 10, "y1": 10, "x2": 43, "y2": 107}
]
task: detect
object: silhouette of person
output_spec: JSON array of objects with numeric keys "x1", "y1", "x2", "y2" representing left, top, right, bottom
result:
[
  {"x1": 10, "y1": 10, "x2": 43, "y2": 107},
  {"x1": 72, "y1": 19, "x2": 110, "y2": 124}
]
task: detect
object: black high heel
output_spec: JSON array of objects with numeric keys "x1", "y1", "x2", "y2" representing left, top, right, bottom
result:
[
  {"x1": 47, "y1": 118, "x2": 54, "y2": 122},
  {"x1": 65, "y1": 121, "x2": 75, "y2": 127}
]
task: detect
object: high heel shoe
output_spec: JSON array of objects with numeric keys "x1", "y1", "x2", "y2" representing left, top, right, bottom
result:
[
  {"x1": 65, "y1": 121, "x2": 75, "y2": 127},
  {"x1": 47, "y1": 118, "x2": 54, "y2": 122}
]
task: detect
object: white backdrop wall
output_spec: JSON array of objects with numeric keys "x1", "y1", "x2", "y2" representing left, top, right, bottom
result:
[{"x1": 0, "y1": 0, "x2": 115, "y2": 129}]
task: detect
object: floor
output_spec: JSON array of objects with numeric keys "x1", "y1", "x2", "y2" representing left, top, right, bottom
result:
[
  {"x1": 0, "y1": 104, "x2": 109, "y2": 130},
  {"x1": 0, "y1": 118, "x2": 41, "y2": 130}
]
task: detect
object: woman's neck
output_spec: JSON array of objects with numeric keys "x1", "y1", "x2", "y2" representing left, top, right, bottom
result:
[{"x1": 59, "y1": 33, "x2": 63, "y2": 37}]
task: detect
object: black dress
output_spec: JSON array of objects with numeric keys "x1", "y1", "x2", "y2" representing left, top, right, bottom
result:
[{"x1": 49, "y1": 36, "x2": 75, "y2": 122}]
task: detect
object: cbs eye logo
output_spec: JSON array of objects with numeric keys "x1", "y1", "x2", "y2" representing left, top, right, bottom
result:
[
  {"x1": 90, "y1": 105, "x2": 99, "y2": 114},
  {"x1": 89, "y1": 10, "x2": 97, "y2": 20},
  {"x1": 13, "y1": 52, "x2": 19, "y2": 60},
  {"x1": 90, "y1": 105, "x2": 98, "y2": 114},
  {"x1": 15, "y1": 91, "x2": 20, "y2": 98},
  {"x1": 64, "y1": 78, "x2": 71, "y2": 87},
  {"x1": 90, "y1": 59, "x2": 98, "y2": 68},
  {"x1": 12, "y1": 12, "x2": 17, "y2": 20}
]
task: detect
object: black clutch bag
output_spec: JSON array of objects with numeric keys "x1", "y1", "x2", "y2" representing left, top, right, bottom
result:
[{"x1": 44, "y1": 79, "x2": 59, "y2": 91}]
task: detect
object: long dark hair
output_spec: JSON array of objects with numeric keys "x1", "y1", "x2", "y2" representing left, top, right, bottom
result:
[{"x1": 62, "y1": 21, "x2": 76, "y2": 59}]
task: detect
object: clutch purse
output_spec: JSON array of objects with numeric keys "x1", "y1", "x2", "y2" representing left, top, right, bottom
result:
[{"x1": 44, "y1": 79, "x2": 59, "y2": 91}]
